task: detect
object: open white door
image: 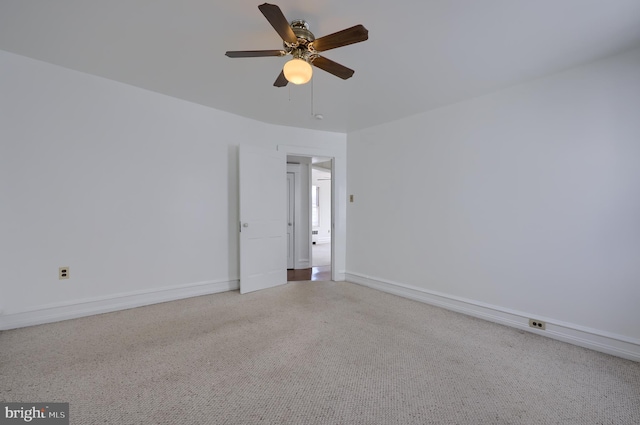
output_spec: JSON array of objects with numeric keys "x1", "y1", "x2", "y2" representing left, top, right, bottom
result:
[{"x1": 239, "y1": 145, "x2": 287, "y2": 294}]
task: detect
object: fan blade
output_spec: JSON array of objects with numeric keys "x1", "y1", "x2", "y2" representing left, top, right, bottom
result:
[
  {"x1": 258, "y1": 3, "x2": 297, "y2": 45},
  {"x1": 311, "y1": 25, "x2": 368, "y2": 52},
  {"x1": 274, "y1": 70, "x2": 288, "y2": 87},
  {"x1": 225, "y1": 50, "x2": 286, "y2": 58},
  {"x1": 312, "y1": 56, "x2": 355, "y2": 80}
]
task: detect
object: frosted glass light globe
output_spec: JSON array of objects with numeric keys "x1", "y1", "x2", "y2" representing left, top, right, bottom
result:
[{"x1": 283, "y1": 58, "x2": 313, "y2": 85}]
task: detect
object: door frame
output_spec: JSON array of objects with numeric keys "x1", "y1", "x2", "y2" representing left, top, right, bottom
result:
[
  {"x1": 279, "y1": 144, "x2": 344, "y2": 282},
  {"x1": 310, "y1": 159, "x2": 333, "y2": 272}
]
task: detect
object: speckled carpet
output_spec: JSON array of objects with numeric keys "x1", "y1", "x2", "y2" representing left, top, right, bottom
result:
[{"x1": 1, "y1": 281, "x2": 639, "y2": 424}]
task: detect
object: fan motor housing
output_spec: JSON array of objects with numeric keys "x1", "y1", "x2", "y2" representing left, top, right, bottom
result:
[{"x1": 289, "y1": 19, "x2": 315, "y2": 45}]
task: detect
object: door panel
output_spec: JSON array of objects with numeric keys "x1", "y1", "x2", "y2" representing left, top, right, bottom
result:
[{"x1": 239, "y1": 146, "x2": 286, "y2": 294}]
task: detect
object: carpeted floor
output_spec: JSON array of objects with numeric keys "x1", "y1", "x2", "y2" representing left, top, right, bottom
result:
[{"x1": 1, "y1": 281, "x2": 639, "y2": 424}]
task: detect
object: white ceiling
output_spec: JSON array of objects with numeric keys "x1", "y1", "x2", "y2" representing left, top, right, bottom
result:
[{"x1": 2, "y1": 1, "x2": 640, "y2": 133}]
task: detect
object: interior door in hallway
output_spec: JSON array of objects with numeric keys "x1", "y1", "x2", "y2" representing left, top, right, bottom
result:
[
  {"x1": 239, "y1": 145, "x2": 286, "y2": 294},
  {"x1": 287, "y1": 172, "x2": 294, "y2": 269}
]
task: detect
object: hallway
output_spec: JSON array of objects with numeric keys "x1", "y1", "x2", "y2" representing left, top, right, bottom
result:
[{"x1": 287, "y1": 242, "x2": 331, "y2": 281}]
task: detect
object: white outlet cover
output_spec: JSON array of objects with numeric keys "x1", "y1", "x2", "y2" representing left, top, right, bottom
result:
[{"x1": 59, "y1": 266, "x2": 70, "y2": 280}]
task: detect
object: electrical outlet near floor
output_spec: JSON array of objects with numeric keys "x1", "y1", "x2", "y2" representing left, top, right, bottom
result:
[
  {"x1": 59, "y1": 266, "x2": 69, "y2": 280},
  {"x1": 529, "y1": 318, "x2": 546, "y2": 330}
]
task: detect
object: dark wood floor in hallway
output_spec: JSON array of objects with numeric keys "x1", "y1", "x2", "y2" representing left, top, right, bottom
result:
[{"x1": 287, "y1": 265, "x2": 331, "y2": 281}]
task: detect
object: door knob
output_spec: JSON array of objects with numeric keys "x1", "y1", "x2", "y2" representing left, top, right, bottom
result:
[
  {"x1": 288, "y1": 223, "x2": 292, "y2": 226},
  {"x1": 243, "y1": 223, "x2": 249, "y2": 228}
]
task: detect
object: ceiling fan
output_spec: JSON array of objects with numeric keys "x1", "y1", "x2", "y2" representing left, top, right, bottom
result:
[{"x1": 225, "y1": 3, "x2": 368, "y2": 87}]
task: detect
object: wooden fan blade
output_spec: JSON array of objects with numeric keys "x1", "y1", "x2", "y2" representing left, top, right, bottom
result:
[
  {"x1": 312, "y1": 56, "x2": 355, "y2": 80},
  {"x1": 225, "y1": 50, "x2": 286, "y2": 58},
  {"x1": 258, "y1": 3, "x2": 297, "y2": 45},
  {"x1": 311, "y1": 25, "x2": 368, "y2": 52},
  {"x1": 274, "y1": 70, "x2": 288, "y2": 87}
]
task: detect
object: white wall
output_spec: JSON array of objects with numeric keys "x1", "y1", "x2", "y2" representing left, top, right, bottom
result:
[
  {"x1": 0, "y1": 50, "x2": 346, "y2": 328},
  {"x1": 346, "y1": 47, "x2": 640, "y2": 359}
]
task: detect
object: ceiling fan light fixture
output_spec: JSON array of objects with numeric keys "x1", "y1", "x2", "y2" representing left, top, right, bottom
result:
[
  {"x1": 225, "y1": 4, "x2": 368, "y2": 87},
  {"x1": 283, "y1": 58, "x2": 313, "y2": 85}
]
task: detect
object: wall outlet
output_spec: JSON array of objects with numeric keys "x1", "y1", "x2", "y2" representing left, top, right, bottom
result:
[
  {"x1": 529, "y1": 318, "x2": 546, "y2": 330},
  {"x1": 59, "y1": 266, "x2": 69, "y2": 280}
]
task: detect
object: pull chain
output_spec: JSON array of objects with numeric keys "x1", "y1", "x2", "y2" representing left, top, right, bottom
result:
[{"x1": 310, "y1": 77, "x2": 314, "y2": 116}]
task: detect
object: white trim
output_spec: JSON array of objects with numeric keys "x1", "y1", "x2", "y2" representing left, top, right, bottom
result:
[
  {"x1": 345, "y1": 272, "x2": 640, "y2": 362},
  {"x1": 0, "y1": 279, "x2": 238, "y2": 330},
  {"x1": 278, "y1": 145, "x2": 337, "y2": 157}
]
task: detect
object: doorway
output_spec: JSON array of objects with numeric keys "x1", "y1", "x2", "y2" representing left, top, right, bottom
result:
[{"x1": 286, "y1": 155, "x2": 333, "y2": 282}]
